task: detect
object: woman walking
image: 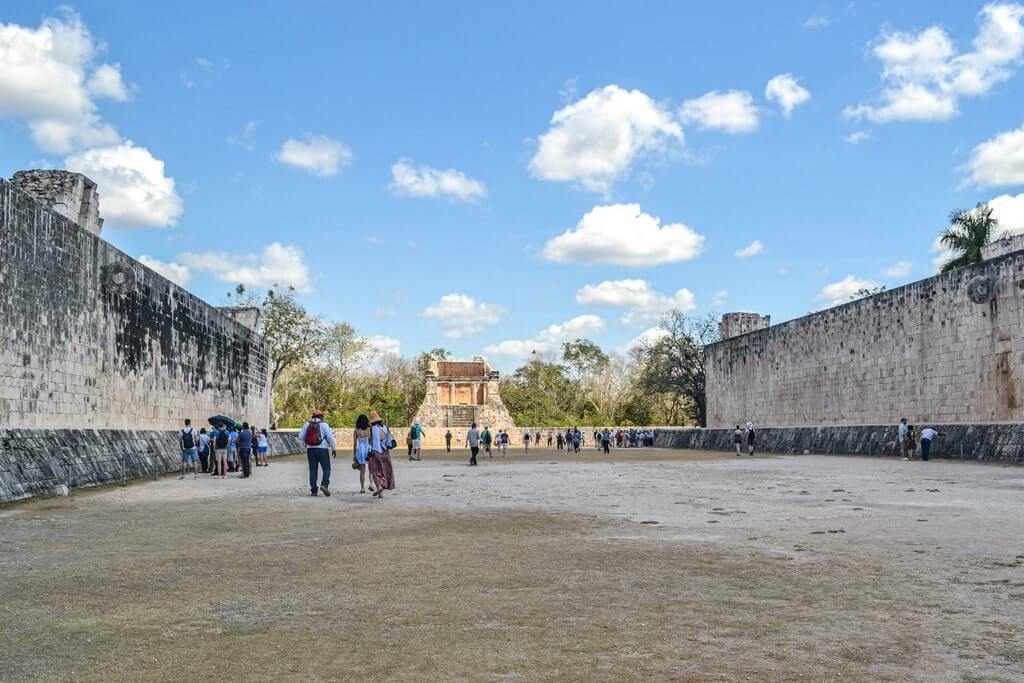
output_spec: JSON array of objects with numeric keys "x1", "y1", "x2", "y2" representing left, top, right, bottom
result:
[
  {"x1": 733, "y1": 425, "x2": 743, "y2": 456},
  {"x1": 352, "y1": 414, "x2": 373, "y2": 493},
  {"x1": 257, "y1": 428, "x2": 270, "y2": 466},
  {"x1": 368, "y1": 411, "x2": 396, "y2": 498}
]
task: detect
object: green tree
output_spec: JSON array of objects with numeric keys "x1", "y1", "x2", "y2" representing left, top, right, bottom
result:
[
  {"x1": 499, "y1": 359, "x2": 573, "y2": 426},
  {"x1": 633, "y1": 311, "x2": 719, "y2": 427},
  {"x1": 561, "y1": 339, "x2": 609, "y2": 381},
  {"x1": 939, "y1": 203, "x2": 1001, "y2": 273}
]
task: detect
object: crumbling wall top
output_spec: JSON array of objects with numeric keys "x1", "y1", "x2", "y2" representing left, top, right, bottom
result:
[{"x1": 10, "y1": 169, "x2": 103, "y2": 236}]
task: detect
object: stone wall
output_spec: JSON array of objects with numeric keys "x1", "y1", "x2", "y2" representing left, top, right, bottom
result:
[
  {"x1": 0, "y1": 178, "x2": 272, "y2": 431},
  {"x1": 653, "y1": 425, "x2": 1024, "y2": 464},
  {"x1": 0, "y1": 429, "x2": 304, "y2": 503},
  {"x1": 706, "y1": 249, "x2": 1024, "y2": 428},
  {"x1": 10, "y1": 170, "x2": 103, "y2": 236}
]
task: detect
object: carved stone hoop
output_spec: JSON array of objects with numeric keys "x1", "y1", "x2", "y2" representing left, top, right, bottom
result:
[
  {"x1": 966, "y1": 276, "x2": 996, "y2": 304},
  {"x1": 102, "y1": 263, "x2": 136, "y2": 294}
]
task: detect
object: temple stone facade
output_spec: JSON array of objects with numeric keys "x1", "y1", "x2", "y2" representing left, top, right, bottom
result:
[
  {"x1": 414, "y1": 360, "x2": 515, "y2": 436},
  {"x1": 10, "y1": 170, "x2": 104, "y2": 236}
]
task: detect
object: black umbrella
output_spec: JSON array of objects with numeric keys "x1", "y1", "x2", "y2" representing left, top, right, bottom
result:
[{"x1": 208, "y1": 415, "x2": 236, "y2": 428}]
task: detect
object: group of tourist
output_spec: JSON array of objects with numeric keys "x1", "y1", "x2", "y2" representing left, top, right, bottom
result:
[
  {"x1": 897, "y1": 418, "x2": 941, "y2": 461},
  {"x1": 178, "y1": 418, "x2": 271, "y2": 480},
  {"x1": 732, "y1": 422, "x2": 758, "y2": 456},
  {"x1": 300, "y1": 409, "x2": 398, "y2": 498},
  {"x1": 437, "y1": 427, "x2": 656, "y2": 455}
]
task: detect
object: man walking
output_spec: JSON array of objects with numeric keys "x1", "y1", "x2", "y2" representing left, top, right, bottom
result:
[
  {"x1": 481, "y1": 425, "x2": 493, "y2": 457},
  {"x1": 467, "y1": 422, "x2": 481, "y2": 466},
  {"x1": 179, "y1": 419, "x2": 200, "y2": 480},
  {"x1": 445, "y1": 429, "x2": 452, "y2": 453},
  {"x1": 298, "y1": 409, "x2": 336, "y2": 496},
  {"x1": 409, "y1": 420, "x2": 424, "y2": 461}
]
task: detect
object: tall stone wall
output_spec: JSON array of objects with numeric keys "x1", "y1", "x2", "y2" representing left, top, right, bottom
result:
[
  {"x1": 0, "y1": 178, "x2": 272, "y2": 431},
  {"x1": 706, "y1": 249, "x2": 1024, "y2": 428}
]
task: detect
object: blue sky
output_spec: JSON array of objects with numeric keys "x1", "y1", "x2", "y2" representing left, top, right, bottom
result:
[{"x1": 2, "y1": 1, "x2": 1024, "y2": 370}]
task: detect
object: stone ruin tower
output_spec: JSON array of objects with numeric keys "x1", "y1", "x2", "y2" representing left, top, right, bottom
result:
[
  {"x1": 414, "y1": 359, "x2": 515, "y2": 436},
  {"x1": 719, "y1": 312, "x2": 771, "y2": 340},
  {"x1": 10, "y1": 170, "x2": 104, "y2": 236}
]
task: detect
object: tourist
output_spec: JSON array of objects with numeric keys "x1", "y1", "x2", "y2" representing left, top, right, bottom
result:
[
  {"x1": 368, "y1": 411, "x2": 396, "y2": 496},
  {"x1": 745, "y1": 422, "x2": 756, "y2": 456},
  {"x1": 547, "y1": 431, "x2": 553, "y2": 448},
  {"x1": 481, "y1": 425, "x2": 493, "y2": 457},
  {"x1": 594, "y1": 429, "x2": 601, "y2": 450},
  {"x1": 572, "y1": 428, "x2": 581, "y2": 453},
  {"x1": 257, "y1": 428, "x2": 270, "y2": 466},
  {"x1": 522, "y1": 430, "x2": 531, "y2": 453},
  {"x1": 456, "y1": 431, "x2": 462, "y2": 448},
  {"x1": 920, "y1": 426, "x2": 941, "y2": 461},
  {"x1": 897, "y1": 418, "x2": 909, "y2": 459},
  {"x1": 238, "y1": 422, "x2": 254, "y2": 478},
  {"x1": 445, "y1": 429, "x2": 452, "y2": 453},
  {"x1": 198, "y1": 427, "x2": 211, "y2": 473},
  {"x1": 352, "y1": 414, "x2": 372, "y2": 493},
  {"x1": 733, "y1": 425, "x2": 743, "y2": 456},
  {"x1": 600, "y1": 428, "x2": 611, "y2": 454},
  {"x1": 226, "y1": 425, "x2": 239, "y2": 472},
  {"x1": 499, "y1": 429, "x2": 509, "y2": 456},
  {"x1": 213, "y1": 425, "x2": 228, "y2": 478},
  {"x1": 406, "y1": 429, "x2": 414, "y2": 457},
  {"x1": 556, "y1": 430, "x2": 564, "y2": 450},
  {"x1": 179, "y1": 419, "x2": 200, "y2": 480},
  {"x1": 298, "y1": 409, "x2": 336, "y2": 496},
  {"x1": 410, "y1": 420, "x2": 424, "y2": 461},
  {"x1": 468, "y1": 422, "x2": 481, "y2": 466},
  {"x1": 904, "y1": 425, "x2": 918, "y2": 461}
]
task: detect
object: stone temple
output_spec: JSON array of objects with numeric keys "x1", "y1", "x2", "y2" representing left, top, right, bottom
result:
[{"x1": 413, "y1": 359, "x2": 515, "y2": 437}]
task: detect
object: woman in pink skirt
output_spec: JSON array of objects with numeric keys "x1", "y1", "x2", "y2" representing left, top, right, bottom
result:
[{"x1": 367, "y1": 411, "x2": 396, "y2": 498}]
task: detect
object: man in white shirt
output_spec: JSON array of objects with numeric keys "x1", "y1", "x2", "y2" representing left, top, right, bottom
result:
[
  {"x1": 919, "y1": 427, "x2": 940, "y2": 461},
  {"x1": 898, "y1": 418, "x2": 909, "y2": 460},
  {"x1": 467, "y1": 422, "x2": 481, "y2": 466},
  {"x1": 298, "y1": 409, "x2": 336, "y2": 496}
]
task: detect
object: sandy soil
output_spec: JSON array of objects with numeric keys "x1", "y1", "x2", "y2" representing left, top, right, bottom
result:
[{"x1": 1, "y1": 447, "x2": 1022, "y2": 682}]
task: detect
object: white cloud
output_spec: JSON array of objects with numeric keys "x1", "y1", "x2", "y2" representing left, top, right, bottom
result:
[
  {"x1": 422, "y1": 293, "x2": 506, "y2": 339},
  {"x1": 817, "y1": 275, "x2": 881, "y2": 305},
  {"x1": 881, "y1": 260, "x2": 912, "y2": 278},
  {"x1": 484, "y1": 314, "x2": 606, "y2": 359},
  {"x1": 765, "y1": 74, "x2": 810, "y2": 118},
  {"x1": 180, "y1": 242, "x2": 314, "y2": 293},
  {"x1": 275, "y1": 134, "x2": 352, "y2": 176},
  {"x1": 138, "y1": 255, "x2": 191, "y2": 286},
  {"x1": 529, "y1": 84, "x2": 682, "y2": 193},
  {"x1": 390, "y1": 158, "x2": 487, "y2": 202},
  {"x1": 931, "y1": 234, "x2": 956, "y2": 272},
  {"x1": 735, "y1": 240, "x2": 764, "y2": 259},
  {"x1": 964, "y1": 123, "x2": 1024, "y2": 188},
  {"x1": 542, "y1": 203, "x2": 704, "y2": 267},
  {"x1": 845, "y1": 4, "x2": 1024, "y2": 123},
  {"x1": 711, "y1": 289, "x2": 728, "y2": 307},
  {"x1": 844, "y1": 131, "x2": 873, "y2": 144},
  {"x1": 989, "y1": 192, "x2": 1024, "y2": 233},
  {"x1": 678, "y1": 90, "x2": 759, "y2": 133},
  {"x1": 65, "y1": 141, "x2": 183, "y2": 228},
  {"x1": 0, "y1": 9, "x2": 132, "y2": 153},
  {"x1": 365, "y1": 335, "x2": 401, "y2": 357},
  {"x1": 803, "y1": 15, "x2": 831, "y2": 29},
  {"x1": 226, "y1": 120, "x2": 258, "y2": 151},
  {"x1": 576, "y1": 279, "x2": 696, "y2": 327},
  {"x1": 618, "y1": 326, "x2": 669, "y2": 354}
]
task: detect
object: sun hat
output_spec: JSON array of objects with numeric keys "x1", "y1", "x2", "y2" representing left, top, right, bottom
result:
[{"x1": 368, "y1": 411, "x2": 382, "y2": 424}]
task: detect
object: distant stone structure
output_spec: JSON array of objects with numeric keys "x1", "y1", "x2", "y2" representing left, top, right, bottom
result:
[
  {"x1": 414, "y1": 360, "x2": 515, "y2": 436},
  {"x1": 706, "y1": 246, "x2": 1024, "y2": 428},
  {"x1": 10, "y1": 170, "x2": 104, "y2": 236},
  {"x1": 719, "y1": 312, "x2": 771, "y2": 340}
]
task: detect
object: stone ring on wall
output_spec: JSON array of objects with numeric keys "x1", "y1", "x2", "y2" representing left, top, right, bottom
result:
[
  {"x1": 966, "y1": 276, "x2": 996, "y2": 304},
  {"x1": 102, "y1": 263, "x2": 136, "y2": 294}
]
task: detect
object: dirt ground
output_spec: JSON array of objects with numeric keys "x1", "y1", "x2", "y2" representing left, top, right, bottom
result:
[{"x1": 1, "y1": 447, "x2": 1022, "y2": 682}]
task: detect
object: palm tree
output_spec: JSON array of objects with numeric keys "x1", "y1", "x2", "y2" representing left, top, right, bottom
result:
[{"x1": 939, "y1": 202, "x2": 1001, "y2": 272}]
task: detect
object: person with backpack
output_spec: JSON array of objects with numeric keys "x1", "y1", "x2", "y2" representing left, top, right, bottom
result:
[
  {"x1": 299, "y1": 409, "x2": 336, "y2": 496},
  {"x1": 745, "y1": 422, "x2": 757, "y2": 456},
  {"x1": 368, "y1": 411, "x2": 396, "y2": 497},
  {"x1": 179, "y1": 419, "x2": 200, "y2": 480},
  {"x1": 409, "y1": 420, "x2": 425, "y2": 461},
  {"x1": 226, "y1": 426, "x2": 240, "y2": 472},
  {"x1": 198, "y1": 428, "x2": 211, "y2": 473},
  {"x1": 213, "y1": 425, "x2": 229, "y2": 478}
]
